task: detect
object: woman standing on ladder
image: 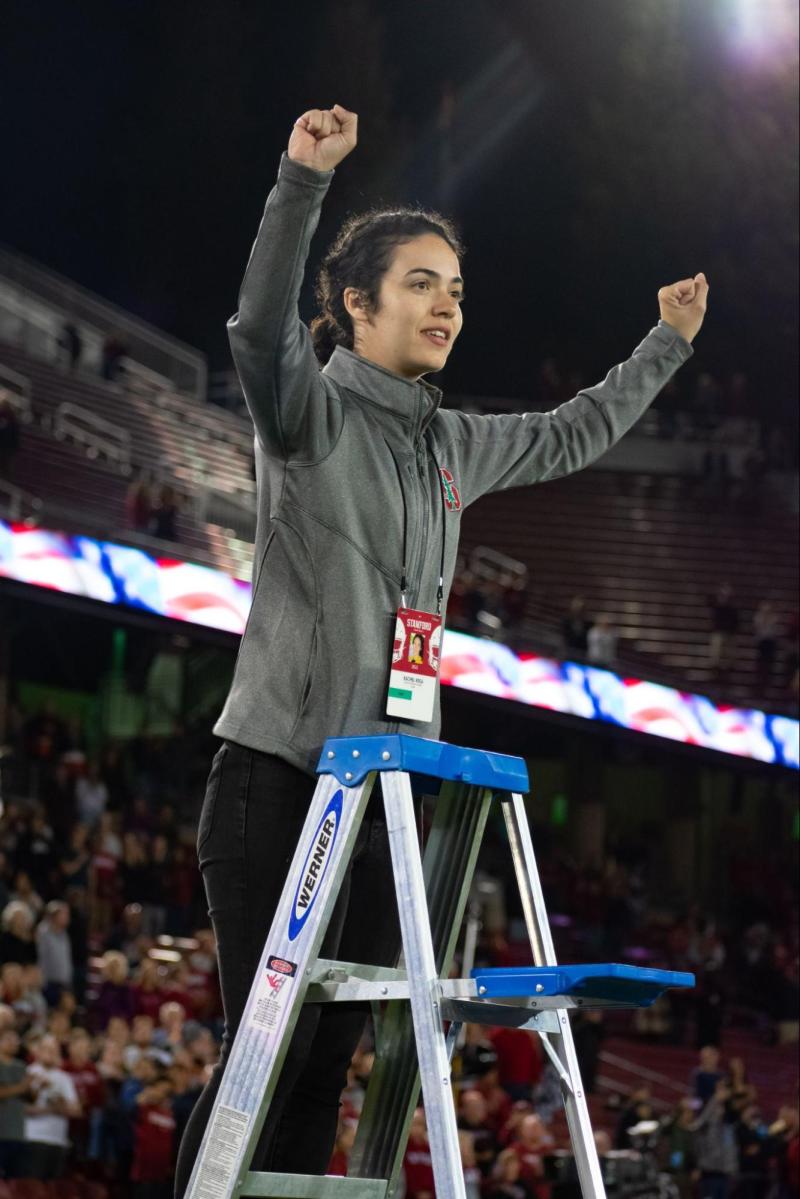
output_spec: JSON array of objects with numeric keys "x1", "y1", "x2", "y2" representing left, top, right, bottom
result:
[{"x1": 175, "y1": 103, "x2": 708, "y2": 1189}]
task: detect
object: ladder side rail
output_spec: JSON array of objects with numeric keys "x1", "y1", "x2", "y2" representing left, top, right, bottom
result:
[
  {"x1": 380, "y1": 771, "x2": 467, "y2": 1199},
  {"x1": 502, "y1": 792, "x2": 607, "y2": 1199},
  {"x1": 186, "y1": 772, "x2": 376, "y2": 1199}
]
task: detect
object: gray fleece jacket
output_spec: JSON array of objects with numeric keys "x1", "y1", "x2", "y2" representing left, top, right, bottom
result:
[{"x1": 213, "y1": 153, "x2": 693, "y2": 775}]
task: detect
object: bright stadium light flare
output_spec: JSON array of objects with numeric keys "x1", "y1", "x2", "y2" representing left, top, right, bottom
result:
[{"x1": 727, "y1": 0, "x2": 799, "y2": 68}]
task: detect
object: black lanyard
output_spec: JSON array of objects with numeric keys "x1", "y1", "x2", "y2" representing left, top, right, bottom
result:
[{"x1": 386, "y1": 438, "x2": 447, "y2": 616}]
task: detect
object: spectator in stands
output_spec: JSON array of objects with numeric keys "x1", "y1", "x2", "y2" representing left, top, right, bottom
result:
[
  {"x1": 562, "y1": 596, "x2": 591, "y2": 660},
  {"x1": 509, "y1": 1113, "x2": 554, "y2": 1193},
  {"x1": 490, "y1": 1026, "x2": 542, "y2": 1103},
  {"x1": 76, "y1": 758, "x2": 110, "y2": 827},
  {"x1": 753, "y1": 600, "x2": 781, "y2": 686},
  {"x1": 94, "y1": 951, "x2": 137, "y2": 1031},
  {"x1": 0, "y1": 1025, "x2": 33, "y2": 1178},
  {"x1": 63, "y1": 1026, "x2": 105, "y2": 1163},
  {"x1": 0, "y1": 397, "x2": 20, "y2": 481},
  {"x1": 131, "y1": 957, "x2": 168, "y2": 1022},
  {"x1": 708, "y1": 584, "x2": 740, "y2": 673},
  {"x1": 735, "y1": 1101, "x2": 771, "y2": 1197},
  {"x1": 18, "y1": 810, "x2": 56, "y2": 899},
  {"x1": 35, "y1": 900, "x2": 73, "y2": 1005},
  {"x1": 101, "y1": 332, "x2": 128, "y2": 382},
  {"x1": 130, "y1": 1073, "x2": 176, "y2": 1196},
  {"x1": 768, "y1": 1105, "x2": 799, "y2": 1199},
  {"x1": 0, "y1": 900, "x2": 37, "y2": 965},
  {"x1": 108, "y1": 901, "x2": 148, "y2": 968},
  {"x1": 616, "y1": 1086, "x2": 655, "y2": 1149},
  {"x1": 457, "y1": 1088, "x2": 499, "y2": 1176},
  {"x1": 692, "y1": 1046, "x2": 724, "y2": 1105},
  {"x1": 58, "y1": 322, "x2": 83, "y2": 371},
  {"x1": 16, "y1": 964, "x2": 48, "y2": 1033},
  {"x1": 126, "y1": 473, "x2": 153, "y2": 533},
  {"x1": 149, "y1": 483, "x2": 180, "y2": 541},
  {"x1": 59, "y1": 822, "x2": 91, "y2": 891},
  {"x1": 327, "y1": 1116, "x2": 357, "y2": 1175},
  {"x1": 22, "y1": 1031, "x2": 82, "y2": 1179},
  {"x1": 152, "y1": 1001, "x2": 186, "y2": 1059},
  {"x1": 664, "y1": 1096, "x2": 698, "y2": 1198},
  {"x1": 10, "y1": 869, "x2": 44, "y2": 922},
  {"x1": 587, "y1": 614, "x2": 618, "y2": 668},
  {"x1": 691, "y1": 1079, "x2": 739, "y2": 1198},
  {"x1": 485, "y1": 1147, "x2": 533, "y2": 1198}
]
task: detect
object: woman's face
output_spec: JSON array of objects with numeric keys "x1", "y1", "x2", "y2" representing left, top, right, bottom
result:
[
  {"x1": 345, "y1": 233, "x2": 464, "y2": 381},
  {"x1": 411, "y1": 635, "x2": 424, "y2": 657}
]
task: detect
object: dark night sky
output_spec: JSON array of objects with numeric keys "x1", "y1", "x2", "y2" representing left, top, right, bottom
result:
[{"x1": 2, "y1": 0, "x2": 797, "y2": 419}]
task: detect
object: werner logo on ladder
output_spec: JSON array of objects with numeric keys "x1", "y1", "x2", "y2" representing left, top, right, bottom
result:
[{"x1": 186, "y1": 734, "x2": 693, "y2": 1199}]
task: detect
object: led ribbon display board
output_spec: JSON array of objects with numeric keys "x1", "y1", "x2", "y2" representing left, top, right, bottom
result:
[{"x1": 1, "y1": 520, "x2": 797, "y2": 770}]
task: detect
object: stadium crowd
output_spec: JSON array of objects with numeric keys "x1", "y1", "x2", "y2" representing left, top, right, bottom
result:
[{"x1": 0, "y1": 703, "x2": 797, "y2": 1194}]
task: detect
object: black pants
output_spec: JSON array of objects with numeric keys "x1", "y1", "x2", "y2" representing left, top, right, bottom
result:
[
  {"x1": 19, "y1": 1141, "x2": 67, "y2": 1179},
  {"x1": 174, "y1": 741, "x2": 403, "y2": 1195}
]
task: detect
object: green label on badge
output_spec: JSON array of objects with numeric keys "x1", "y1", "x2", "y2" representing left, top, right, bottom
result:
[{"x1": 388, "y1": 687, "x2": 413, "y2": 700}]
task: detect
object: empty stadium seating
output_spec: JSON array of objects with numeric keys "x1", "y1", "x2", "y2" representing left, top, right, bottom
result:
[
  {"x1": 2, "y1": 337, "x2": 797, "y2": 712},
  {"x1": 460, "y1": 469, "x2": 798, "y2": 710}
]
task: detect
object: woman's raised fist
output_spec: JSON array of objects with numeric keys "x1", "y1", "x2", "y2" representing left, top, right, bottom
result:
[{"x1": 287, "y1": 105, "x2": 358, "y2": 173}]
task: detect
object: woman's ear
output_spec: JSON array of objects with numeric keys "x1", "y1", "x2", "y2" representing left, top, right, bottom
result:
[{"x1": 343, "y1": 286, "x2": 368, "y2": 325}]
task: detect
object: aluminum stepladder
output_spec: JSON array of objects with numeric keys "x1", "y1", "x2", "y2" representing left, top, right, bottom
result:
[{"x1": 186, "y1": 734, "x2": 693, "y2": 1199}]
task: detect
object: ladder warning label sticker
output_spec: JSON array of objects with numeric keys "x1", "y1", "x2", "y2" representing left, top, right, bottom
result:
[
  {"x1": 248, "y1": 963, "x2": 295, "y2": 1033},
  {"x1": 192, "y1": 1104, "x2": 249, "y2": 1197}
]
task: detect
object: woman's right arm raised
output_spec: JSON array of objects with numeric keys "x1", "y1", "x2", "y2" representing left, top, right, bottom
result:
[{"x1": 226, "y1": 105, "x2": 357, "y2": 459}]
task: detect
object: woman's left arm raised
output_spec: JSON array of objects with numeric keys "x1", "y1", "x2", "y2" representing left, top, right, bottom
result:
[{"x1": 439, "y1": 274, "x2": 708, "y2": 503}]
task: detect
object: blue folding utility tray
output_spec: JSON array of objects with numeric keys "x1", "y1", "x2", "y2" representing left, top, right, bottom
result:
[{"x1": 470, "y1": 963, "x2": 695, "y2": 1008}]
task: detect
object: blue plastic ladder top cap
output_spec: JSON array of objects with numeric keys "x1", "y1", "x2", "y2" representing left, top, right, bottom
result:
[
  {"x1": 316, "y1": 734, "x2": 529, "y2": 793},
  {"x1": 470, "y1": 963, "x2": 695, "y2": 1007}
]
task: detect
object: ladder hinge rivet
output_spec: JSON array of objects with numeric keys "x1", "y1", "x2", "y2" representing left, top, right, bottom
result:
[
  {"x1": 345, "y1": 772, "x2": 353, "y2": 781},
  {"x1": 327, "y1": 750, "x2": 335, "y2": 759},
  {"x1": 478, "y1": 986, "x2": 486, "y2": 995},
  {"x1": 381, "y1": 750, "x2": 391, "y2": 760},
  {"x1": 352, "y1": 749, "x2": 360, "y2": 757},
  {"x1": 535, "y1": 984, "x2": 544, "y2": 992},
  {"x1": 381, "y1": 986, "x2": 388, "y2": 995}
]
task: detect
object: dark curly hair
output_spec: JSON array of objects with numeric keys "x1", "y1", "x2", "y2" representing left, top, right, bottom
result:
[{"x1": 310, "y1": 207, "x2": 465, "y2": 365}]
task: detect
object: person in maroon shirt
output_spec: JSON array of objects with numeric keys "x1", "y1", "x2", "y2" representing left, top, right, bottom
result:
[
  {"x1": 92, "y1": 951, "x2": 137, "y2": 1031},
  {"x1": 131, "y1": 957, "x2": 167, "y2": 1023},
  {"x1": 63, "y1": 1028, "x2": 105, "y2": 1162},
  {"x1": 490, "y1": 1027, "x2": 543, "y2": 1102},
  {"x1": 510, "y1": 1114, "x2": 555, "y2": 1199},
  {"x1": 131, "y1": 1075, "x2": 176, "y2": 1198}
]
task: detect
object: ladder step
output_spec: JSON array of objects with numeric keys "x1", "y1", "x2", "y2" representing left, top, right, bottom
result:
[
  {"x1": 469, "y1": 963, "x2": 695, "y2": 1006},
  {"x1": 317, "y1": 733, "x2": 529, "y2": 791},
  {"x1": 241, "y1": 1173, "x2": 387, "y2": 1197}
]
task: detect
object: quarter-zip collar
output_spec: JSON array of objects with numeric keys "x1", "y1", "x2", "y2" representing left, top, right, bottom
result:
[{"x1": 323, "y1": 345, "x2": 442, "y2": 440}]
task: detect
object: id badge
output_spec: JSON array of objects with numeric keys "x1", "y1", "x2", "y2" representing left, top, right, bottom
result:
[{"x1": 386, "y1": 607, "x2": 442, "y2": 723}]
